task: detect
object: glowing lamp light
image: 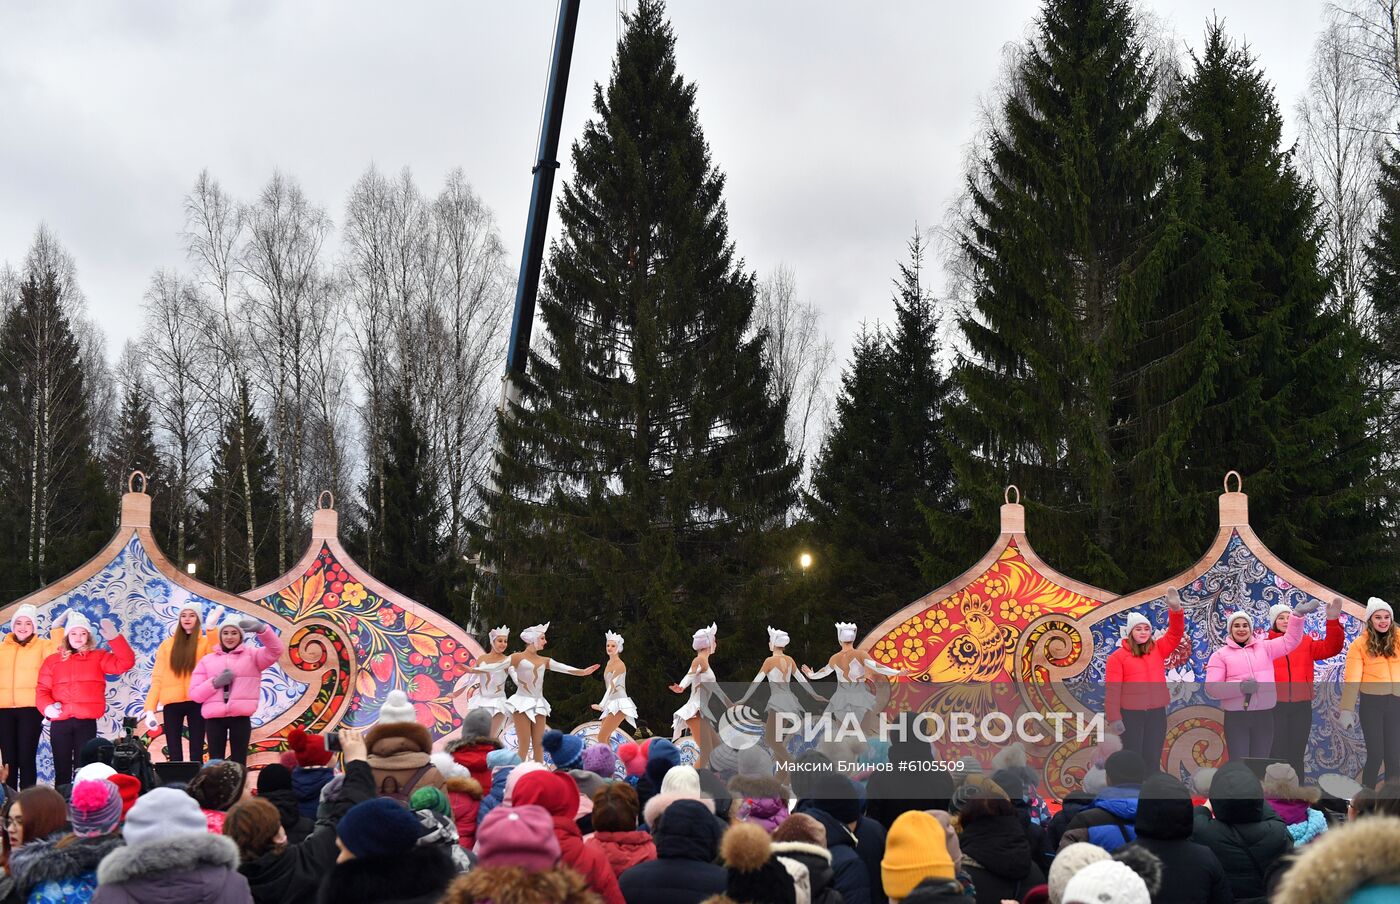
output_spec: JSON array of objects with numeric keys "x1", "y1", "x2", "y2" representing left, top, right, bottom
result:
[{"x1": 799, "y1": 552, "x2": 813, "y2": 571}]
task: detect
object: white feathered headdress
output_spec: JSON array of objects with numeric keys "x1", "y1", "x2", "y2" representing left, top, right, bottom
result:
[
  {"x1": 767, "y1": 626, "x2": 790, "y2": 649},
  {"x1": 488, "y1": 625, "x2": 511, "y2": 643},
  {"x1": 836, "y1": 622, "x2": 857, "y2": 643},
  {"x1": 605, "y1": 630, "x2": 624, "y2": 652},
  {"x1": 692, "y1": 623, "x2": 718, "y2": 651},
  {"x1": 520, "y1": 622, "x2": 550, "y2": 646}
]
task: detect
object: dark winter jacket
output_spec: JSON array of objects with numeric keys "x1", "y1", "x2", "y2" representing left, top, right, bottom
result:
[
  {"x1": 854, "y1": 815, "x2": 887, "y2": 904},
  {"x1": 1191, "y1": 761, "x2": 1291, "y2": 904},
  {"x1": 862, "y1": 743, "x2": 955, "y2": 831},
  {"x1": 793, "y1": 803, "x2": 872, "y2": 904},
  {"x1": 1044, "y1": 790, "x2": 1094, "y2": 851},
  {"x1": 958, "y1": 812, "x2": 1045, "y2": 904},
  {"x1": 617, "y1": 799, "x2": 726, "y2": 904},
  {"x1": 290, "y1": 766, "x2": 335, "y2": 819},
  {"x1": 240, "y1": 760, "x2": 375, "y2": 904},
  {"x1": 258, "y1": 789, "x2": 313, "y2": 846},
  {"x1": 10, "y1": 832, "x2": 125, "y2": 904},
  {"x1": 772, "y1": 841, "x2": 846, "y2": 904},
  {"x1": 1131, "y1": 774, "x2": 1232, "y2": 904},
  {"x1": 476, "y1": 767, "x2": 510, "y2": 824},
  {"x1": 1058, "y1": 784, "x2": 1141, "y2": 851},
  {"x1": 900, "y1": 878, "x2": 975, "y2": 904},
  {"x1": 92, "y1": 832, "x2": 251, "y2": 904},
  {"x1": 314, "y1": 845, "x2": 456, "y2": 904}
]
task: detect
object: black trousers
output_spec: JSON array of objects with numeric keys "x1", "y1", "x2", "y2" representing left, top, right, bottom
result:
[
  {"x1": 205, "y1": 716, "x2": 252, "y2": 764},
  {"x1": 1272, "y1": 699, "x2": 1313, "y2": 779},
  {"x1": 1120, "y1": 707, "x2": 1168, "y2": 772},
  {"x1": 0, "y1": 707, "x2": 45, "y2": 789},
  {"x1": 1359, "y1": 693, "x2": 1400, "y2": 788},
  {"x1": 162, "y1": 700, "x2": 205, "y2": 762},
  {"x1": 1223, "y1": 708, "x2": 1274, "y2": 760},
  {"x1": 50, "y1": 718, "x2": 97, "y2": 784}
]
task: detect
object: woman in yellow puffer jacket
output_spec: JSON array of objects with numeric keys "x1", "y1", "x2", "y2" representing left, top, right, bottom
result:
[
  {"x1": 0, "y1": 605, "x2": 66, "y2": 788},
  {"x1": 144, "y1": 602, "x2": 220, "y2": 762},
  {"x1": 1339, "y1": 597, "x2": 1400, "y2": 788}
]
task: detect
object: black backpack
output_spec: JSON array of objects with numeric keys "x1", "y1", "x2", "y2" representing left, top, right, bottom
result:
[{"x1": 113, "y1": 733, "x2": 157, "y2": 792}]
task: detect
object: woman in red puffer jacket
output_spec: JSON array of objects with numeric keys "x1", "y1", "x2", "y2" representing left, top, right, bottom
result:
[
  {"x1": 1104, "y1": 587, "x2": 1187, "y2": 770},
  {"x1": 1269, "y1": 596, "x2": 1346, "y2": 779},
  {"x1": 512, "y1": 769, "x2": 625, "y2": 904},
  {"x1": 583, "y1": 781, "x2": 657, "y2": 878},
  {"x1": 35, "y1": 612, "x2": 135, "y2": 784}
]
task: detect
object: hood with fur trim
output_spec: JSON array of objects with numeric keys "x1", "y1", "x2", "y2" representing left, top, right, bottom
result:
[
  {"x1": 11, "y1": 832, "x2": 124, "y2": 895},
  {"x1": 366, "y1": 719, "x2": 435, "y2": 756},
  {"x1": 445, "y1": 775, "x2": 485, "y2": 800},
  {"x1": 97, "y1": 832, "x2": 238, "y2": 885},
  {"x1": 1274, "y1": 814, "x2": 1400, "y2": 904},
  {"x1": 443, "y1": 863, "x2": 603, "y2": 904},
  {"x1": 728, "y1": 774, "x2": 786, "y2": 800}
]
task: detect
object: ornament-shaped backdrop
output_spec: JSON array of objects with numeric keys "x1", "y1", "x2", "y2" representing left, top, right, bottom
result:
[{"x1": 242, "y1": 494, "x2": 484, "y2": 748}]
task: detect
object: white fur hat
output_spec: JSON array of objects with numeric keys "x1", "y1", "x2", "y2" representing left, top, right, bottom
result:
[
  {"x1": 378, "y1": 689, "x2": 418, "y2": 725},
  {"x1": 692, "y1": 623, "x2": 717, "y2": 651},
  {"x1": 1268, "y1": 603, "x2": 1292, "y2": 627},
  {"x1": 1367, "y1": 597, "x2": 1394, "y2": 623},
  {"x1": 836, "y1": 622, "x2": 857, "y2": 643},
  {"x1": 65, "y1": 611, "x2": 93, "y2": 637},
  {"x1": 12, "y1": 604, "x2": 38, "y2": 627},
  {"x1": 1120, "y1": 612, "x2": 1150, "y2": 640},
  {"x1": 767, "y1": 626, "x2": 790, "y2": 649},
  {"x1": 1225, "y1": 611, "x2": 1253, "y2": 630},
  {"x1": 520, "y1": 623, "x2": 550, "y2": 646},
  {"x1": 488, "y1": 625, "x2": 510, "y2": 643},
  {"x1": 604, "y1": 630, "x2": 624, "y2": 652}
]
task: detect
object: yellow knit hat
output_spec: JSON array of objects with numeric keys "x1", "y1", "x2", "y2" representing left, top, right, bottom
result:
[{"x1": 881, "y1": 811, "x2": 955, "y2": 898}]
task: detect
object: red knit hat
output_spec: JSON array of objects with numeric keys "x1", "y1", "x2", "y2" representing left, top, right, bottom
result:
[
  {"x1": 511, "y1": 770, "x2": 578, "y2": 820},
  {"x1": 109, "y1": 774, "x2": 142, "y2": 820},
  {"x1": 286, "y1": 727, "x2": 333, "y2": 768}
]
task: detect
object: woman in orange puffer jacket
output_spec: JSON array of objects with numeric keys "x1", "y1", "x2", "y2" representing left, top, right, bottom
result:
[
  {"x1": 0, "y1": 605, "x2": 66, "y2": 789},
  {"x1": 1104, "y1": 587, "x2": 1187, "y2": 769},
  {"x1": 35, "y1": 611, "x2": 135, "y2": 783},
  {"x1": 143, "y1": 602, "x2": 220, "y2": 762}
]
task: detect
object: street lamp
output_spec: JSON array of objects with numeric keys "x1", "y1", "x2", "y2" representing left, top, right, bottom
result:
[
  {"x1": 186, "y1": 562, "x2": 197, "y2": 576},
  {"x1": 799, "y1": 552, "x2": 812, "y2": 572}
]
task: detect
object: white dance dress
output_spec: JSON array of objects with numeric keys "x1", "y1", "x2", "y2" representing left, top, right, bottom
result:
[
  {"x1": 596, "y1": 665, "x2": 639, "y2": 728},
  {"x1": 808, "y1": 655, "x2": 902, "y2": 720},
  {"x1": 465, "y1": 656, "x2": 512, "y2": 717},
  {"x1": 739, "y1": 661, "x2": 816, "y2": 714},
  {"x1": 672, "y1": 664, "x2": 719, "y2": 738},
  {"x1": 506, "y1": 656, "x2": 583, "y2": 719}
]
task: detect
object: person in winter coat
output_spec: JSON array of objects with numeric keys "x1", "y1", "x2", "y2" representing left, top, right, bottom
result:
[
  {"x1": 363, "y1": 691, "x2": 447, "y2": 799},
  {"x1": 1273, "y1": 812, "x2": 1400, "y2": 903},
  {"x1": 617, "y1": 798, "x2": 726, "y2": 904},
  {"x1": 279, "y1": 727, "x2": 335, "y2": 819},
  {"x1": 954, "y1": 788, "x2": 1044, "y2": 904},
  {"x1": 188, "y1": 760, "x2": 248, "y2": 834},
  {"x1": 445, "y1": 708, "x2": 499, "y2": 791},
  {"x1": 188, "y1": 615, "x2": 283, "y2": 764},
  {"x1": 0, "y1": 607, "x2": 66, "y2": 789},
  {"x1": 1127, "y1": 773, "x2": 1230, "y2": 904},
  {"x1": 879, "y1": 811, "x2": 970, "y2": 904},
  {"x1": 1268, "y1": 596, "x2": 1345, "y2": 780},
  {"x1": 728, "y1": 746, "x2": 790, "y2": 834},
  {"x1": 513, "y1": 770, "x2": 624, "y2": 904},
  {"x1": 5, "y1": 786, "x2": 68, "y2": 866},
  {"x1": 584, "y1": 781, "x2": 656, "y2": 879},
  {"x1": 863, "y1": 739, "x2": 955, "y2": 831},
  {"x1": 446, "y1": 804, "x2": 602, "y2": 904},
  {"x1": 92, "y1": 786, "x2": 252, "y2": 904},
  {"x1": 1057, "y1": 751, "x2": 1144, "y2": 852},
  {"x1": 710, "y1": 822, "x2": 799, "y2": 904},
  {"x1": 143, "y1": 602, "x2": 220, "y2": 762},
  {"x1": 253, "y1": 765, "x2": 312, "y2": 846},
  {"x1": 319, "y1": 797, "x2": 457, "y2": 904},
  {"x1": 988, "y1": 768, "x2": 1050, "y2": 873},
  {"x1": 1105, "y1": 589, "x2": 1186, "y2": 768},
  {"x1": 1191, "y1": 760, "x2": 1291, "y2": 904},
  {"x1": 408, "y1": 786, "x2": 473, "y2": 872},
  {"x1": 9, "y1": 779, "x2": 124, "y2": 904},
  {"x1": 1204, "y1": 598, "x2": 1316, "y2": 760},
  {"x1": 225, "y1": 728, "x2": 373, "y2": 904},
  {"x1": 793, "y1": 780, "x2": 872, "y2": 904},
  {"x1": 1261, "y1": 762, "x2": 1327, "y2": 846},
  {"x1": 475, "y1": 748, "x2": 521, "y2": 824},
  {"x1": 441, "y1": 774, "x2": 484, "y2": 849},
  {"x1": 1339, "y1": 597, "x2": 1400, "y2": 787},
  {"x1": 1044, "y1": 787, "x2": 1095, "y2": 853},
  {"x1": 772, "y1": 813, "x2": 847, "y2": 904},
  {"x1": 34, "y1": 614, "x2": 135, "y2": 784}
]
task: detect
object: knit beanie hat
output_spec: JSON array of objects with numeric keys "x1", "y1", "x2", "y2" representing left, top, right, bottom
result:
[
  {"x1": 461, "y1": 708, "x2": 493, "y2": 740},
  {"x1": 661, "y1": 764, "x2": 702, "y2": 798},
  {"x1": 70, "y1": 779, "x2": 122, "y2": 836},
  {"x1": 1367, "y1": 597, "x2": 1394, "y2": 624},
  {"x1": 567, "y1": 768, "x2": 607, "y2": 802},
  {"x1": 1268, "y1": 603, "x2": 1292, "y2": 629},
  {"x1": 410, "y1": 786, "x2": 453, "y2": 821},
  {"x1": 12, "y1": 604, "x2": 38, "y2": 627},
  {"x1": 512, "y1": 770, "x2": 579, "y2": 820},
  {"x1": 1081, "y1": 766, "x2": 1108, "y2": 796},
  {"x1": 377, "y1": 689, "x2": 418, "y2": 725},
  {"x1": 645, "y1": 738, "x2": 681, "y2": 788},
  {"x1": 487, "y1": 748, "x2": 521, "y2": 772},
  {"x1": 709, "y1": 742, "x2": 740, "y2": 776},
  {"x1": 1062, "y1": 860, "x2": 1150, "y2": 904},
  {"x1": 581, "y1": 742, "x2": 618, "y2": 778},
  {"x1": 1049, "y1": 842, "x2": 1111, "y2": 904},
  {"x1": 502, "y1": 760, "x2": 549, "y2": 804},
  {"x1": 810, "y1": 774, "x2": 861, "y2": 825},
  {"x1": 473, "y1": 804, "x2": 561, "y2": 870},
  {"x1": 1225, "y1": 610, "x2": 1253, "y2": 632},
  {"x1": 882, "y1": 811, "x2": 955, "y2": 897},
  {"x1": 257, "y1": 763, "x2": 294, "y2": 795},
  {"x1": 286, "y1": 727, "x2": 334, "y2": 768},
  {"x1": 542, "y1": 729, "x2": 584, "y2": 770},
  {"x1": 74, "y1": 762, "x2": 117, "y2": 784},
  {"x1": 1191, "y1": 767, "x2": 1217, "y2": 799},
  {"x1": 737, "y1": 744, "x2": 776, "y2": 780},
  {"x1": 772, "y1": 811, "x2": 825, "y2": 845},
  {"x1": 123, "y1": 786, "x2": 209, "y2": 845},
  {"x1": 719, "y1": 822, "x2": 797, "y2": 904},
  {"x1": 65, "y1": 611, "x2": 94, "y2": 640},
  {"x1": 1120, "y1": 612, "x2": 1150, "y2": 640},
  {"x1": 337, "y1": 798, "x2": 426, "y2": 858},
  {"x1": 109, "y1": 774, "x2": 142, "y2": 819},
  {"x1": 188, "y1": 760, "x2": 247, "y2": 812},
  {"x1": 80, "y1": 737, "x2": 115, "y2": 767},
  {"x1": 1105, "y1": 750, "x2": 1145, "y2": 787}
]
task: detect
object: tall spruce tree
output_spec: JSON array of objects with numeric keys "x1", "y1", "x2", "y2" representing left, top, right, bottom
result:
[
  {"x1": 809, "y1": 233, "x2": 955, "y2": 624},
  {"x1": 196, "y1": 384, "x2": 278, "y2": 591},
  {"x1": 479, "y1": 0, "x2": 798, "y2": 723},
  {"x1": 943, "y1": 0, "x2": 1174, "y2": 588},
  {"x1": 1365, "y1": 141, "x2": 1400, "y2": 584}
]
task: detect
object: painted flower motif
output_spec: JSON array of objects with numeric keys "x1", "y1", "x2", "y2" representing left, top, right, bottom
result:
[
  {"x1": 873, "y1": 638, "x2": 898, "y2": 664},
  {"x1": 900, "y1": 636, "x2": 926, "y2": 660},
  {"x1": 378, "y1": 607, "x2": 399, "y2": 627},
  {"x1": 342, "y1": 583, "x2": 368, "y2": 606},
  {"x1": 927, "y1": 609, "x2": 951, "y2": 633},
  {"x1": 1000, "y1": 599, "x2": 1028, "y2": 621},
  {"x1": 899, "y1": 614, "x2": 929, "y2": 635},
  {"x1": 983, "y1": 577, "x2": 1008, "y2": 599},
  {"x1": 142, "y1": 579, "x2": 171, "y2": 606},
  {"x1": 129, "y1": 614, "x2": 165, "y2": 655}
]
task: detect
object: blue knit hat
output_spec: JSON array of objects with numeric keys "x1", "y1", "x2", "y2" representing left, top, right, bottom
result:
[
  {"x1": 646, "y1": 738, "x2": 681, "y2": 789},
  {"x1": 336, "y1": 798, "x2": 425, "y2": 858},
  {"x1": 542, "y1": 729, "x2": 584, "y2": 770},
  {"x1": 487, "y1": 748, "x2": 521, "y2": 771}
]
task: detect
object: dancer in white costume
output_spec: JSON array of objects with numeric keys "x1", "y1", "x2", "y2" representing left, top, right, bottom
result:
[
  {"x1": 507, "y1": 622, "x2": 599, "y2": 762},
  {"x1": 736, "y1": 626, "x2": 825, "y2": 763},
  {"x1": 802, "y1": 622, "x2": 909, "y2": 727},
  {"x1": 670, "y1": 622, "x2": 731, "y2": 769},
  {"x1": 591, "y1": 630, "x2": 638, "y2": 744},
  {"x1": 453, "y1": 626, "x2": 513, "y2": 738}
]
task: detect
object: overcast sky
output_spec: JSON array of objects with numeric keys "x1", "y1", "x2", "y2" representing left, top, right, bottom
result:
[{"x1": 0, "y1": 0, "x2": 1330, "y2": 377}]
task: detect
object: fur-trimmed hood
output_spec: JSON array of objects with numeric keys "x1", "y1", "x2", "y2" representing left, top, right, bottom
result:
[
  {"x1": 445, "y1": 735, "x2": 502, "y2": 754},
  {"x1": 445, "y1": 775, "x2": 485, "y2": 799},
  {"x1": 443, "y1": 864, "x2": 604, "y2": 904},
  {"x1": 1274, "y1": 814, "x2": 1400, "y2": 904},
  {"x1": 98, "y1": 832, "x2": 239, "y2": 885},
  {"x1": 367, "y1": 719, "x2": 435, "y2": 756},
  {"x1": 11, "y1": 832, "x2": 124, "y2": 894},
  {"x1": 727, "y1": 774, "x2": 786, "y2": 800}
]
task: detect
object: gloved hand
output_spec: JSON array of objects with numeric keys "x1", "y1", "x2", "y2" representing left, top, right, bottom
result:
[
  {"x1": 1327, "y1": 596, "x2": 1344, "y2": 620},
  {"x1": 1108, "y1": 720, "x2": 1125, "y2": 735},
  {"x1": 99, "y1": 619, "x2": 119, "y2": 641},
  {"x1": 1295, "y1": 597, "x2": 1322, "y2": 615},
  {"x1": 1163, "y1": 587, "x2": 1184, "y2": 612},
  {"x1": 43, "y1": 703, "x2": 61, "y2": 720},
  {"x1": 1241, "y1": 678, "x2": 1259, "y2": 696},
  {"x1": 141, "y1": 710, "x2": 160, "y2": 731},
  {"x1": 211, "y1": 668, "x2": 235, "y2": 690},
  {"x1": 238, "y1": 617, "x2": 262, "y2": 633},
  {"x1": 1340, "y1": 711, "x2": 1358, "y2": 731}
]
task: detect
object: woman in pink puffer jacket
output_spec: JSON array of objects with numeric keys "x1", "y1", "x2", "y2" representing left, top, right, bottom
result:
[
  {"x1": 1205, "y1": 597, "x2": 1319, "y2": 760},
  {"x1": 188, "y1": 614, "x2": 284, "y2": 764}
]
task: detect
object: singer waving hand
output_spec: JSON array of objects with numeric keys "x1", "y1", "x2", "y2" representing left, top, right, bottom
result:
[
  {"x1": 188, "y1": 613, "x2": 284, "y2": 764},
  {"x1": 1339, "y1": 598, "x2": 1400, "y2": 787}
]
